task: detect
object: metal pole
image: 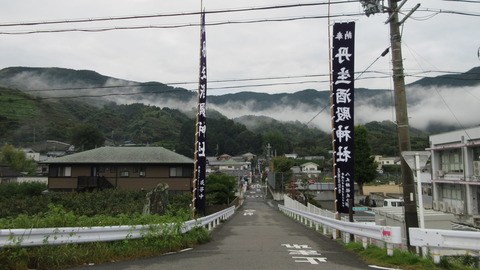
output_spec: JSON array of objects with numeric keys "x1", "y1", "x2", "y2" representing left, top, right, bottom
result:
[
  {"x1": 415, "y1": 153, "x2": 427, "y2": 257},
  {"x1": 415, "y1": 153, "x2": 425, "y2": 229},
  {"x1": 387, "y1": 0, "x2": 419, "y2": 251}
]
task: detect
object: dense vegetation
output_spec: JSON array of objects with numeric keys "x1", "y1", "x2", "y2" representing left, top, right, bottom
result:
[
  {"x1": 0, "y1": 182, "x2": 213, "y2": 269},
  {"x1": 0, "y1": 86, "x2": 431, "y2": 158},
  {"x1": 344, "y1": 241, "x2": 478, "y2": 270}
]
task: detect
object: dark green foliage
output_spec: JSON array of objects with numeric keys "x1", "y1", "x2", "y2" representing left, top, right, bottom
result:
[
  {"x1": 354, "y1": 126, "x2": 378, "y2": 194},
  {"x1": 0, "y1": 186, "x2": 147, "y2": 219},
  {"x1": 364, "y1": 121, "x2": 429, "y2": 156},
  {"x1": 176, "y1": 115, "x2": 264, "y2": 157},
  {"x1": 0, "y1": 182, "x2": 47, "y2": 199},
  {"x1": 0, "y1": 145, "x2": 37, "y2": 175},
  {"x1": 206, "y1": 174, "x2": 236, "y2": 205},
  {"x1": 272, "y1": 156, "x2": 295, "y2": 173},
  {"x1": 69, "y1": 124, "x2": 105, "y2": 151}
]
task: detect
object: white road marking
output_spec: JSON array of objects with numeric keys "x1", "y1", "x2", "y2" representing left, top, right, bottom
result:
[{"x1": 369, "y1": 265, "x2": 403, "y2": 270}]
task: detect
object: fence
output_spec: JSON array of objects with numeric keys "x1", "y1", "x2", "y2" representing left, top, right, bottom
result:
[
  {"x1": 409, "y1": 227, "x2": 480, "y2": 264},
  {"x1": 0, "y1": 206, "x2": 235, "y2": 247},
  {"x1": 280, "y1": 195, "x2": 402, "y2": 256},
  {"x1": 282, "y1": 195, "x2": 480, "y2": 263}
]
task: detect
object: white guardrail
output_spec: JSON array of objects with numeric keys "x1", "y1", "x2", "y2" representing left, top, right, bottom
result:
[
  {"x1": 409, "y1": 228, "x2": 480, "y2": 264},
  {"x1": 0, "y1": 206, "x2": 235, "y2": 247},
  {"x1": 278, "y1": 204, "x2": 402, "y2": 256}
]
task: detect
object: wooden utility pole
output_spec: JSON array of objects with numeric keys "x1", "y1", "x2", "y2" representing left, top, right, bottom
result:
[{"x1": 386, "y1": 0, "x2": 420, "y2": 252}]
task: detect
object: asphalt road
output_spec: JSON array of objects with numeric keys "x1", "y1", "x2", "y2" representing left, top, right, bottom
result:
[{"x1": 70, "y1": 185, "x2": 374, "y2": 270}]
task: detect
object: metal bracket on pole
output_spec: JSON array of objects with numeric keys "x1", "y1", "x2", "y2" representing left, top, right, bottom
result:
[{"x1": 399, "y1": 3, "x2": 420, "y2": 25}]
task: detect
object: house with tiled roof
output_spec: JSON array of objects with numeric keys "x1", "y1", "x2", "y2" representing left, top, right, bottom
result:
[
  {"x1": 42, "y1": 147, "x2": 193, "y2": 193},
  {"x1": 0, "y1": 164, "x2": 24, "y2": 184}
]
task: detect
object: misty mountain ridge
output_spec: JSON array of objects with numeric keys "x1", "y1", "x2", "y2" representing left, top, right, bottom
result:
[{"x1": 0, "y1": 66, "x2": 479, "y2": 133}]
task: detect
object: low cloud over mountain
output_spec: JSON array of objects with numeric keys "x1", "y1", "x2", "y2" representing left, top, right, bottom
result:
[{"x1": 1, "y1": 66, "x2": 479, "y2": 133}]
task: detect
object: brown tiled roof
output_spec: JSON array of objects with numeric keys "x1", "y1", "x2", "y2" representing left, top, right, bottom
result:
[{"x1": 42, "y1": 147, "x2": 193, "y2": 164}]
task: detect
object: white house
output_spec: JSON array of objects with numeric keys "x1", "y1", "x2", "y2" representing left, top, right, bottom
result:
[
  {"x1": 373, "y1": 155, "x2": 400, "y2": 171},
  {"x1": 299, "y1": 162, "x2": 322, "y2": 179},
  {"x1": 428, "y1": 126, "x2": 480, "y2": 226}
]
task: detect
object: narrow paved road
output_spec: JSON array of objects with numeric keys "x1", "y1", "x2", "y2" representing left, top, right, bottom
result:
[{"x1": 71, "y1": 185, "x2": 372, "y2": 270}]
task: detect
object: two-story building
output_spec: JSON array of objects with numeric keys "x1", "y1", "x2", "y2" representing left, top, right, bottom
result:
[
  {"x1": 42, "y1": 147, "x2": 194, "y2": 194},
  {"x1": 428, "y1": 126, "x2": 480, "y2": 226},
  {"x1": 299, "y1": 162, "x2": 322, "y2": 179}
]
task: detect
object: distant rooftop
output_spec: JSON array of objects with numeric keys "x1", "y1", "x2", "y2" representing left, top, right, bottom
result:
[{"x1": 42, "y1": 147, "x2": 193, "y2": 164}]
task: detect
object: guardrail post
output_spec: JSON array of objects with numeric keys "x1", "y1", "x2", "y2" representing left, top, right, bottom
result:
[
  {"x1": 362, "y1": 237, "x2": 367, "y2": 249},
  {"x1": 345, "y1": 233, "x2": 350, "y2": 244},
  {"x1": 332, "y1": 229, "x2": 337, "y2": 240},
  {"x1": 433, "y1": 249, "x2": 440, "y2": 264},
  {"x1": 387, "y1": 243, "x2": 394, "y2": 256}
]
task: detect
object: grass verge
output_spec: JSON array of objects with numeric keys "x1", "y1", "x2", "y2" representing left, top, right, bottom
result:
[
  {"x1": 344, "y1": 242, "x2": 479, "y2": 270},
  {"x1": 0, "y1": 227, "x2": 211, "y2": 270}
]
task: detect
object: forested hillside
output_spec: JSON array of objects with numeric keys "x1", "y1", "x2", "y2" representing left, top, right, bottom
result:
[
  {"x1": 2, "y1": 65, "x2": 479, "y2": 157},
  {"x1": 0, "y1": 85, "x2": 430, "y2": 157}
]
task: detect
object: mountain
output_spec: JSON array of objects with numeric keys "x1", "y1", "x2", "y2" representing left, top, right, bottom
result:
[
  {"x1": 408, "y1": 66, "x2": 480, "y2": 88},
  {"x1": 0, "y1": 66, "x2": 479, "y2": 139},
  {"x1": 0, "y1": 87, "x2": 430, "y2": 157}
]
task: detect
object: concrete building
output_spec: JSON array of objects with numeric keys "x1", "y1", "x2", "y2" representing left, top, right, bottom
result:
[{"x1": 429, "y1": 126, "x2": 480, "y2": 226}]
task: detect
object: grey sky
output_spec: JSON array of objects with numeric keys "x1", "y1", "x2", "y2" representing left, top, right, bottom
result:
[{"x1": 0, "y1": 0, "x2": 478, "y2": 96}]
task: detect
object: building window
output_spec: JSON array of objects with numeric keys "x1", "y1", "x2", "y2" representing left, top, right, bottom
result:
[
  {"x1": 473, "y1": 147, "x2": 480, "y2": 162},
  {"x1": 134, "y1": 166, "x2": 147, "y2": 177},
  {"x1": 170, "y1": 166, "x2": 192, "y2": 177},
  {"x1": 49, "y1": 166, "x2": 71, "y2": 177},
  {"x1": 440, "y1": 149, "x2": 463, "y2": 173},
  {"x1": 442, "y1": 184, "x2": 462, "y2": 200},
  {"x1": 120, "y1": 171, "x2": 129, "y2": 177}
]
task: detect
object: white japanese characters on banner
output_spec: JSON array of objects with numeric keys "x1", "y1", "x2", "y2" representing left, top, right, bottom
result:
[
  {"x1": 193, "y1": 11, "x2": 207, "y2": 215},
  {"x1": 332, "y1": 22, "x2": 355, "y2": 214}
]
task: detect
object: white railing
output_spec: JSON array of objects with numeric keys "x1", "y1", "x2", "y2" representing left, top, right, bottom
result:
[
  {"x1": 280, "y1": 195, "x2": 402, "y2": 256},
  {"x1": 0, "y1": 206, "x2": 235, "y2": 247},
  {"x1": 279, "y1": 204, "x2": 402, "y2": 256},
  {"x1": 409, "y1": 228, "x2": 480, "y2": 264}
]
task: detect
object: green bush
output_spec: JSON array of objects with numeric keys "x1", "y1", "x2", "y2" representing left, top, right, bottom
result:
[
  {"x1": 0, "y1": 182, "x2": 47, "y2": 199},
  {"x1": 206, "y1": 174, "x2": 236, "y2": 205}
]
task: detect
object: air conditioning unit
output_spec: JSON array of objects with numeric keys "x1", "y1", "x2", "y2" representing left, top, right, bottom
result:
[
  {"x1": 432, "y1": 201, "x2": 439, "y2": 210},
  {"x1": 474, "y1": 161, "x2": 480, "y2": 176},
  {"x1": 439, "y1": 202, "x2": 447, "y2": 212},
  {"x1": 436, "y1": 170, "x2": 445, "y2": 177}
]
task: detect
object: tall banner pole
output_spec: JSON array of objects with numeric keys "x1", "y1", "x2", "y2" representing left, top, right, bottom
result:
[
  {"x1": 192, "y1": 8, "x2": 207, "y2": 219},
  {"x1": 331, "y1": 22, "x2": 355, "y2": 215}
]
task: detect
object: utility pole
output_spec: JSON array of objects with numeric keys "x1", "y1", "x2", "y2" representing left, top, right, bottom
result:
[
  {"x1": 386, "y1": 0, "x2": 420, "y2": 252},
  {"x1": 361, "y1": 0, "x2": 420, "y2": 252}
]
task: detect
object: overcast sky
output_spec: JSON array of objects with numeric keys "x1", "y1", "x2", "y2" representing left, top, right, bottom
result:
[{"x1": 0, "y1": 0, "x2": 478, "y2": 96}]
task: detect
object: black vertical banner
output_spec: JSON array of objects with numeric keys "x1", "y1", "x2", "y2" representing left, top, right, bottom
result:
[
  {"x1": 332, "y1": 22, "x2": 355, "y2": 214},
  {"x1": 194, "y1": 11, "x2": 207, "y2": 215}
]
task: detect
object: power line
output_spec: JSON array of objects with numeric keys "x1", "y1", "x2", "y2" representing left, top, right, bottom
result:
[
  {"x1": 0, "y1": 13, "x2": 365, "y2": 35},
  {"x1": 0, "y1": 1, "x2": 353, "y2": 28}
]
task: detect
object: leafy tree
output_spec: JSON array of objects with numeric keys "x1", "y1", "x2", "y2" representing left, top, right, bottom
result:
[
  {"x1": 354, "y1": 126, "x2": 378, "y2": 195},
  {"x1": 272, "y1": 156, "x2": 294, "y2": 173},
  {"x1": 0, "y1": 145, "x2": 37, "y2": 175},
  {"x1": 206, "y1": 174, "x2": 236, "y2": 205},
  {"x1": 264, "y1": 131, "x2": 292, "y2": 155},
  {"x1": 69, "y1": 124, "x2": 105, "y2": 151}
]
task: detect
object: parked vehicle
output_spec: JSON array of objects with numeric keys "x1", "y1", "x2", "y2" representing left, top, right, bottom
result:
[{"x1": 383, "y1": 199, "x2": 404, "y2": 207}]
